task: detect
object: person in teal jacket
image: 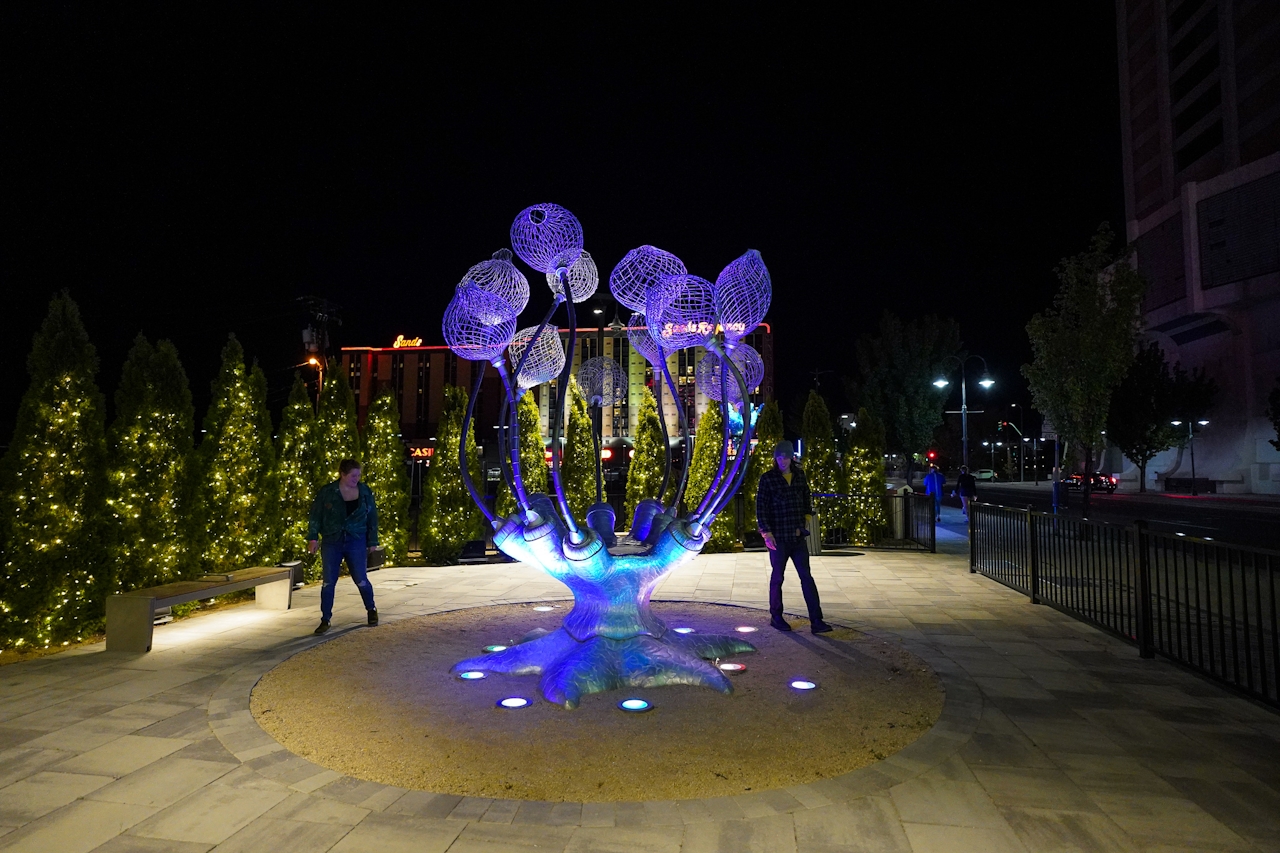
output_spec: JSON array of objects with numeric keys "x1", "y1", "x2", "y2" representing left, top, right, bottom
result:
[{"x1": 307, "y1": 458, "x2": 379, "y2": 634}]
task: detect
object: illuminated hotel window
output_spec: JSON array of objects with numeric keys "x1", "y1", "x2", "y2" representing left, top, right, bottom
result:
[
  {"x1": 416, "y1": 357, "x2": 429, "y2": 427},
  {"x1": 349, "y1": 358, "x2": 362, "y2": 406},
  {"x1": 391, "y1": 353, "x2": 405, "y2": 412}
]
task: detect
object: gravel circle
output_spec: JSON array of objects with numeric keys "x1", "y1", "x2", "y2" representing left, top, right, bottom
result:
[{"x1": 250, "y1": 602, "x2": 944, "y2": 802}]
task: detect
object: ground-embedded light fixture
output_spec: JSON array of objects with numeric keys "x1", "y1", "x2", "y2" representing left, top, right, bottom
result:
[
  {"x1": 734, "y1": 626, "x2": 758, "y2": 633},
  {"x1": 618, "y1": 698, "x2": 652, "y2": 712},
  {"x1": 672, "y1": 627, "x2": 695, "y2": 634},
  {"x1": 718, "y1": 662, "x2": 746, "y2": 673},
  {"x1": 533, "y1": 606, "x2": 555, "y2": 612},
  {"x1": 458, "y1": 671, "x2": 486, "y2": 680},
  {"x1": 790, "y1": 680, "x2": 817, "y2": 690},
  {"x1": 483, "y1": 644, "x2": 508, "y2": 653},
  {"x1": 497, "y1": 697, "x2": 531, "y2": 709}
]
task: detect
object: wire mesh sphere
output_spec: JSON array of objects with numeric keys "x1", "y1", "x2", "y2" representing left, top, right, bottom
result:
[
  {"x1": 463, "y1": 249, "x2": 530, "y2": 314},
  {"x1": 714, "y1": 249, "x2": 771, "y2": 342},
  {"x1": 695, "y1": 344, "x2": 764, "y2": 402},
  {"x1": 442, "y1": 282, "x2": 517, "y2": 362},
  {"x1": 609, "y1": 245, "x2": 687, "y2": 313},
  {"x1": 510, "y1": 203, "x2": 583, "y2": 274},
  {"x1": 576, "y1": 356, "x2": 628, "y2": 408},
  {"x1": 627, "y1": 311, "x2": 663, "y2": 366},
  {"x1": 507, "y1": 325, "x2": 565, "y2": 389},
  {"x1": 544, "y1": 250, "x2": 598, "y2": 303},
  {"x1": 646, "y1": 273, "x2": 718, "y2": 351}
]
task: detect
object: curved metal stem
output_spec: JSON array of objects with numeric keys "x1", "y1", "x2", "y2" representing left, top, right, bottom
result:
[
  {"x1": 660, "y1": 356, "x2": 692, "y2": 514},
  {"x1": 653, "y1": 348, "x2": 672, "y2": 504},
  {"x1": 694, "y1": 342, "x2": 732, "y2": 518},
  {"x1": 592, "y1": 414, "x2": 603, "y2": 504},
  {"x1": 460, "y1": 361, "x2": 496, "y2": 523},
  {"x1": 700, "y1": 340, "x2": 756, "y2": 522},
  {"x1": 493, "y1": 359, "x2": 532, "y2": 513},
  {"x1": 496, "y1": 382, "x2": 515, "y2": 502},
  {"x1": 548, "y1": 272, "x2": 582, "y2": 539}
]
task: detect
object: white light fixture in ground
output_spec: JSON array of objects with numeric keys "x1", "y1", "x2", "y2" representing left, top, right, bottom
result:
[
  {"x1": 672, "y1": 627, "x2": 695, "y2": 634},
  {"x1": 458, "y1": 671, "x2": 486, "y2": 680},
  {"x1": 483, "y1": 645, "x2": 508, "y2": 653},
  {"x1": 618, "y1": 698, "x2": 652, "y2": 712},
  {"x1": 790, "y1": 680, "x2": 817, "y2": 690},
  {"x1": 533, "y1": 606, "x2": 555, "y2": 612},
  {"x1": 734, "y1": 626, "x2": 758, "y2": 633},
  {"x1": 718, "y1": 662, "x2": 747, "y2": 673},
  {"x1": 497, "y1": 697, "x2": 531, "y2": 709}
]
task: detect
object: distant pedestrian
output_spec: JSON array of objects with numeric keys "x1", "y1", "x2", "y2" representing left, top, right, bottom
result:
[
  {"x1": 307, "y1": 459, "x2": 379, "y2": 634},
  {"x1": 923, "y1": 464, "x2": 945, "y2": 522},
  {"x1": 756, "y1": 440, "x2": 833, "y2": 635},
  {"x1": 957, "y1": 466, "x2": 977, "y2": 517}
]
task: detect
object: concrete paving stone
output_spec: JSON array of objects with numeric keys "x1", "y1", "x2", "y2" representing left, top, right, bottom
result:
[
  {"x1": 478, "y1": 798, "x2": 519, "y2": 824},
  {"x1": 6, "y1": 699, "x2": 122, "y2": 732},
  {"x1": 169, "y1": 737, "x2": 237, "y2": 763},
  {"x1": 129, "y1": 782, "x2": 289, "y2": 844},
  {"x1": 24, "y1": 716, "x2": 147, "y2": 753},
  {"x1": 448, "y1": 821, "x2": 578, "y2": 851},
  {"x1": 888, "y1": 776, "x2": 1008, "y2": 829},
  {"x1": 1088, "y1": 791, "x2": 1254, "y2": 851},
  {"x1": 999, "y1": 804, "x2": 1139, "y2": 852},
  {"x1": 681, "y1": 813, "x2": 796, "y2": 853},
  {"x1": 693, "y1": 795, "x2": 746, "y2": 822},
  {"x1": 383, "y1": 791, "x2": 462, "y2": 819},
  {"x1": 84, "y1": 834, "x2": 213, "y2": 852},
  {"x1": 130, "y1": 708, "x2": 211, "y2": 741},
  {"x1": 0, "y1": 747, "x2": 76, "y2": 788},
  {"x1": 784, "y1": 784, "x2": 834, "y2": 810},
  {"x1": 205, "y1": 764, "x2": 287, "y2": 792},
  {"x1": 0, "y1": 771, "x2": 115, "y2": 824},
  {"x1": 201, "y1": 816, "x2": 351, "y2": 853},
  {"x1": 1050, "y1": 753, "x2": 1183, "y2": 797},
  {"x1": 0, "y1": 729, "x2": 44, "y2": 752},
  {"x1": 261, "y1": 791, "x2": 370, "y2": 825},
  {"x1": 919, "y1": 754, "x2": 977, "y2": 783},
  {"x1": 325, "y1": 810, "x2": 464, "y2": 853},
  {"x1": 86, "y1": 759, "x2": 237, "y2": 808},
  {"x1": 356, "y1": 785, "x2": 407, "y2": 813},
  {"x1": 288, "y1": 769, "x2": 343, "y2": 793},
  {"x1": 563, "y1": 824, "x2": 682, "y2": 853},
  {"x1": 613, "y1": 800, "x2": 648, "y2": 826},
  {"x1": 447, "y1": 796, "x2": 494, "y2": 821},
  {"x1": 313, "y1": 777, "x2": 388, "y2": 806},
  {"x1": 641, "y1": 800, "x2": 682, "y2": 825},
  {"x1": 959, "y1": 729, "x2": 1058, "y2": 769},
  {"x1": 1014, "y1": 720, "x2": 1130, "y2": 756},
  {"x1": 901, "y1": 821, "x2": 1028, "y2": 853},
  {"x1": 0, "y1": 799, "x2": 156, "y2": 853},
  {"x1": 971, "y1": 765, "x2": 1102, "y2": 812},
  {"x1": 1162, "y1": 776, "x2": 1280, "y2": 843},
  {"x1": 792, "y1": 797, "x2": 911, "y2": 853},
  {"x1": 52, "y1": 735, "x2": 190, "y2": 778},
  {"x1": 508, "y1": 800, "x2": 555, "y2": 824}
]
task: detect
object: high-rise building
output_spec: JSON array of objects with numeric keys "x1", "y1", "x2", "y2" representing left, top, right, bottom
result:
[{"x1": 1116, "y1": 0, "x2": 1280, "y2": 493}]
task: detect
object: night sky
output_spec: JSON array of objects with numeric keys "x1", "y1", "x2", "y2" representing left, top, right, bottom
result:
[{"x1": 4, "y1": 5, "x2": 1123, "y2": 443}]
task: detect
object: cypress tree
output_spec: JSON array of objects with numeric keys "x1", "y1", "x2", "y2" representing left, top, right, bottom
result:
[
  {"x1": 107, "y1": 335, "x2": 195, "y2": 592},
  {"x1": 0, "y1": 293, "x2": 109, "y2": 647},
  {"x1": 842, "y1": 408, "x2": 887, "y2": 544},
  {"x1": 624, "y1": 386, "x2": 667, "y2": 521},
  {"x1": 275, "y1": 373, "x2": 319, "y2": 564},
  {"x1": 421, "y1": 385, "x2": 484, "y2": 564},
  {"x1": 801, "y1": 390, "x2": 838, "y2": 539},
  {"x1": 683, "y1": 402, "x2": 739, "y2": 551},
  {"x1": 561, "y1": 377, "x2": 596, "y2": 521},
  {"x1": 197, "y1": 336, "x2": 279, "y2": 573},
  {"x1": 496, "y1": 391, "x2": 548, "y2": 518},
  {"x1": 315, "y1": 357, "x2": 360, "y2": 488},
  {"x1": 744, "y1": 399, "x2": 783, "y2": 535},
  {"x1": 362, "y1": 386, "x2": 410, "y2": 566}
]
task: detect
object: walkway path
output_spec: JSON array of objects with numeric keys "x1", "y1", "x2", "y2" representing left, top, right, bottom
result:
[{"x1": 1, "y1": 532, "x2": 1278, "y2": 852}]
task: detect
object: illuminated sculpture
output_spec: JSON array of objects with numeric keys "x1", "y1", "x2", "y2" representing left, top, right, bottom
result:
[
  {"x1": 464, "y1": 249, "x2": 530, "y2": 314},
  {"x1": 575, "y1": 355, "x2": 628, "y2": 547},
  {"x1": 444, "y1": 204, "x2": 766, "y2": 708},
  {"x1": 696, "y1": 343, "x2": 764, "y2": 403},
  {"x1": 714, "y1": 249, "x2": 771, "y2": 342},
  {"x1": 545, "y1": 250, "x2": 599, "y2": 303},
  {"x1": 610, "y1": 245, "x2": 687, "y2": 313},
  {"x1": 508, "y1": 326, "x2": 565, "y2": 389}
]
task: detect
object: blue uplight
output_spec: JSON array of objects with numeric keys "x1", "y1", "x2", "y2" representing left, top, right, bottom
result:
[
  {"x1": 497, "y1": 697, "x2": 531, "y2": 709},
  {"x1": 618, "y1": 698, "x2": 652, "y2": 712}
]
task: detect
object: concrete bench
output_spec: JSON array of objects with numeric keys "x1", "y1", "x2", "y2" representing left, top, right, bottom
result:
[{"x1": 106, "y1": 566, "x2": 293, "y2": 653}]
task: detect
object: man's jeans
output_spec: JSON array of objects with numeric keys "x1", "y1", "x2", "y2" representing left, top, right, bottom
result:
[
  {"x1": 768, "y1": 538, "x2": 824, "y2": 623},
  {"x1": 320, "y1": 532, "x2": 376, "y2": 621}
]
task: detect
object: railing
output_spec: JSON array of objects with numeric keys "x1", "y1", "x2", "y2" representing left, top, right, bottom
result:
[
  {"x1": 815, "y1": 492, "x2": 935, "y2": 553},
  {"x1": 971, "y1": 502, "x2": 1280, "y2": 708}
]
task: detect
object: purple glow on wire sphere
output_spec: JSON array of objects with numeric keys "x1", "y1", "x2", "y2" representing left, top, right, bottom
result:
[
  {"x1": 610, "y1": 245, "x2": 687, "y2": 313},
  {"x1": 510, "y1": 203, "x2": 583, "y2": 274},
  {"x1": 627, "y1": 311, "x2": 663, "y2": 366},
  {"x1": 646, "y1": 273, "x2": 718, "y2": 351},
  {"x1": 463, "y1": 249, "x2": 530, "y2": 314},
  {"x1": 442, "y1": 282, "x2": 517, "y2": 363},
  {"x1": 696, "y1": 343, "x2": 764, "y2": 403},
  {"x1": 508, "y1": 325, "x2": 566, "y2": 389},
  {"x1": 545, "y1": 250, "x2": 599, "y2": 303},
  {"x1": 714, "y1": 249, "x2": 771, "y2": 342},
  {"x1": 577, "y1": 356, "x2": 628, "y2": 407}
]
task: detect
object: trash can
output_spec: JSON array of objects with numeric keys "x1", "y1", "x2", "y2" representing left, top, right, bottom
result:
[{"x1": 889, "y1": 484, "x2": 913, "y2": 539}]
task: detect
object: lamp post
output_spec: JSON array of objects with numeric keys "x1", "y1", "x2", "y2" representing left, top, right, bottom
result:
[
  {"x1": 934, "y1": 355, "x2": 994, "y2": 469},
  {"x1": 1171, "y1": 419, "x2": 1209, "y2": 496},
  {"x1": 982, "y1": 440, "x2": 1002, "y2": 472}
]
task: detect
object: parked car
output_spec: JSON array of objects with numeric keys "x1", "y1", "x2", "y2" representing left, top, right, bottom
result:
[
  {"x1": 1063, "y1": 472, "x2": 1118, "y2": 493},
  {"x1": 973, "y1": 469, "x2": 998, "y2": 481}
]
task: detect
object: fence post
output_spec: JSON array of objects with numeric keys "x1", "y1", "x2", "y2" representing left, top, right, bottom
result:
[
  {"x1": 1135, "y1": 520, "x2": 1155, "y2": 659},
  {"x1": 1027, "y1": 506, "x2": 1040, "y2": 605},
  {"x1": 968, "y1": 503, "x2": 977, "y2": 573}
]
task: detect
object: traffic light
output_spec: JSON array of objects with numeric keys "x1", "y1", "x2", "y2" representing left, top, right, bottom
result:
[{"x1": 926, "y1": 449, "x2": 937, "y2": 461}]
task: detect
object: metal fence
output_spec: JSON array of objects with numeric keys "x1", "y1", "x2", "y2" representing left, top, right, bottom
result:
[
  {"x1": 971, "y1": 502, "x2": 1280, "y2": 708},
  {"x1": 815, "y1": 492, "x2": 936, "y2": 553}
]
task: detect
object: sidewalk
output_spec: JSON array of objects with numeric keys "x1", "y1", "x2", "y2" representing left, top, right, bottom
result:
[{"x1": 1, "y1": 541, "x2": 1278, "y2": 852}]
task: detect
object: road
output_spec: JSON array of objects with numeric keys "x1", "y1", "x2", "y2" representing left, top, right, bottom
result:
[{"x1": 968, "y1": 481, "x2": 1280, "y2": 552}]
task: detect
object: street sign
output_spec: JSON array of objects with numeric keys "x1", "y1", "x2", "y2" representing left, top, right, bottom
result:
[{"x1": 1041, "y1": 415, "x2": 1058, "y2": 443}]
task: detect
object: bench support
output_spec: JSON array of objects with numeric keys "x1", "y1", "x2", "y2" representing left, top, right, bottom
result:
[
  {"x1": 255, "y1": 577, "x2": 293, "y2": 610},
  {"x1": 106, "y1": 596, "x2": 157, "y2": 653}
]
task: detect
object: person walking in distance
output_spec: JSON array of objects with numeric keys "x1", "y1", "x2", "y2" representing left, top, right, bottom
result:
[
  {"x1": 957, "y1": 465, "x2": 978, "y2": 517},
  {"x1": 756, "y1": 440, "x2": 833, "y2": 634},
  {"x1": 307, "y1": 458, "x2": 379, "y2": 634},
  {"x1": 923, "y1": 464, "x2": 945, "y2": 522}
]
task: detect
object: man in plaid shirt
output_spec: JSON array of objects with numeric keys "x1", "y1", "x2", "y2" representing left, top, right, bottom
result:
[{"x1": 756, "y1": 440, "x2": 833, "y2": 634}]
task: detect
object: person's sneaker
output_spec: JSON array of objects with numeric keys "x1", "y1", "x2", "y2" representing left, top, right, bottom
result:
[
  {"x1": 367, "y1": 610, "x2": 378, "y2": 627},
  {"x1": 811, "y1": 621, "x2": 834, "y2": 634},
  {"x1": 770, "y1": 617, "x2": 793, "y2": 632},
  {"x1": 314, "y1": 620, "x2": 330, "y2": 635}
]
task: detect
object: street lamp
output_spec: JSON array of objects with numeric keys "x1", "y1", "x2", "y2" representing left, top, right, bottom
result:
[
  {"x1": 935, "y1": 355, "x2": 994, "y2": 469},
  {"x1": 1170, "y1": 419, "x2": 1209, "y2": 496},
  {"x1": 981, "y1": 440, "x2": 1002, "y2": 471}
]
